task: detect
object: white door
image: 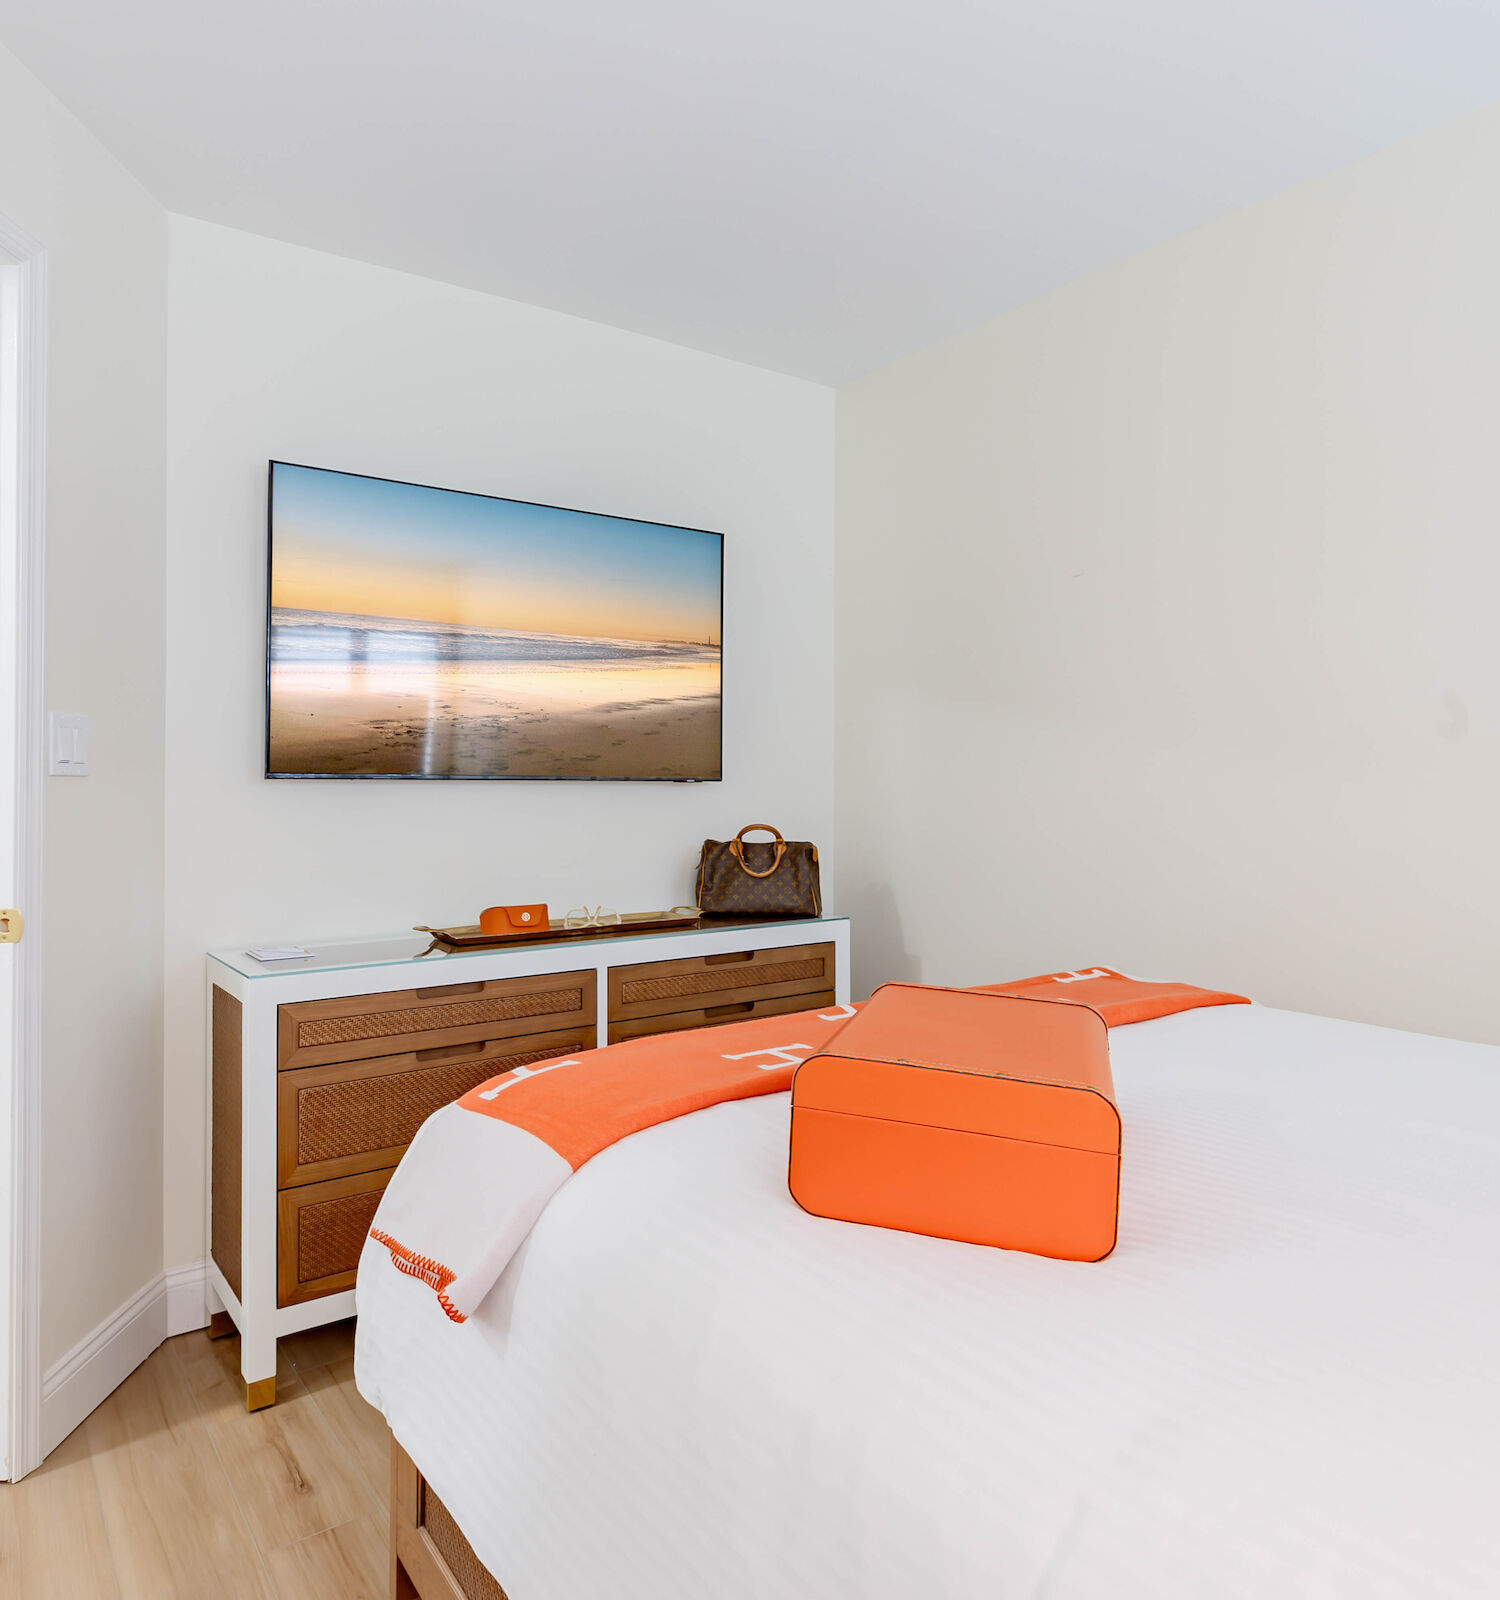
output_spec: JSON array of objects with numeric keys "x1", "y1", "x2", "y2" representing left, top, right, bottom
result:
[
  {"x1": 0, "y1": 218, "x2": 45, "y2": 1481},
  {"x1": 0, "y1": 251, "x2": 22, "y2": 1477}
]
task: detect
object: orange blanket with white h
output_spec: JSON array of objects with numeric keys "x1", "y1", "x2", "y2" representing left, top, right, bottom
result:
[
  {"x1": 362, "y1": 971, "x2": 1248, "y2": 1324},
  {"x1": 974, "y1": 967, "x2": 1249, "y2": 1026},
  {"x1": 364, "y1": 1001, "x2": 861, "y2": 1323}
]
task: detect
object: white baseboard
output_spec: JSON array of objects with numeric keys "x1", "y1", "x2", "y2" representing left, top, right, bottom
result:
[
  {"x1": 41, "y1": 1276, "x2": 166, "y2": 1456},
  {"x1": 39, "y1": 1259, "x2": 209, "y2": 1458},
  {"x1": 166, "y1": 1260, "x2": 209, "y2": 1337}
]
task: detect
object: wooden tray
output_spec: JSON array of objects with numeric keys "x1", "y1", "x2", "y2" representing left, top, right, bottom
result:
[{"x1": 415, "y1": 911, "x2": 701, "y2": 949}]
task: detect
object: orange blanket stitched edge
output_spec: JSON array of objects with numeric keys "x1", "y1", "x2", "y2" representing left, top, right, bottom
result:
[{"x1": 971, "y1": 967, "x2": 1249, "y2": 1027}]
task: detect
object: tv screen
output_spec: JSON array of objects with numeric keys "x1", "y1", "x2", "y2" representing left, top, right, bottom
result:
[{"x1": 266, "y1": 462, "x2": 723, "y2": 780}]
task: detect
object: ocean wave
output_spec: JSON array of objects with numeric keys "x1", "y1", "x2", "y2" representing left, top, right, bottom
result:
[{"x1": 270, "y1": 608, "x2": 719, "y2": 668}]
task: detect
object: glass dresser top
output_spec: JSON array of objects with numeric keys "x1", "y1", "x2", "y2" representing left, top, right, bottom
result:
[{"x1": 211, "y1": 915, "x2": 846, "y2": 980}]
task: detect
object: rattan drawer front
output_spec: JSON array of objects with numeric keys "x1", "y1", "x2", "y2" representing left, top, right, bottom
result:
[
  {"x1": 277, "y1": 1026, "x2": 594, "y2": 1188},
  {"x1": 607, "y1": 941, "x2": 834, "y2": 1023},
  {"x1": 277, "y1": 1166, "x2": 394, "y2": 1307},
  {"x1": 278, "y1": 970, "x2": 595, "y2": 1069},
  {"x1": 609, "y1": 988, "x2": 837, "y2": 1045},
  {"x1": 210, "y1": 986, "x2": 243, "y2": 1303}
]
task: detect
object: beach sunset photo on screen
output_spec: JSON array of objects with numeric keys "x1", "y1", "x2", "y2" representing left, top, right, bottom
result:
[{"x1": 266, "y1": 463, "x2": 723, "y2": 780}]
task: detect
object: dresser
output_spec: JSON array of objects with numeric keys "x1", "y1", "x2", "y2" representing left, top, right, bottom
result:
[{"x1": 206, "y1": 916, "x2": 850, "y2": 1408}]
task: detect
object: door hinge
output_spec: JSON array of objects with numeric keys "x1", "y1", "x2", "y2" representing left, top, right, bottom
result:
[{"x1": 0, "y1": 909, "x2": 23, "y2": 943}]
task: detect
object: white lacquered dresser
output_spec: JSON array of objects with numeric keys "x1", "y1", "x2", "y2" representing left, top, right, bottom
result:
[{"x1": 206, "y1": 916, "x2": 851, "y2": 1408}]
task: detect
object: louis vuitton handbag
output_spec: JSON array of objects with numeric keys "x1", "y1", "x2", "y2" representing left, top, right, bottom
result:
[{"x1": 696, "y1": 824, "x2": 821, "y2": 918}]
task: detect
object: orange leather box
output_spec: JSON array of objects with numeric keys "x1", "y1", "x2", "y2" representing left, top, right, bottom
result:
[{"x1": 788, "y1": 983, "x2": 1122, "y2": 1261}]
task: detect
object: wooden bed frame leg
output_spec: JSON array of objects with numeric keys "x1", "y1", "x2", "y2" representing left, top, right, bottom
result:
[
  {"x1": 207, "y1": 1310, "x2": 237, "y2": 1340},
  {"x1": 392, "y1": 1432, "x2": 420, "y2": 1599},
  {"x1": 393, "y1": 1553, "x2": 419, "y2": 1599},
  {"x1": 389, "y1": 1431, "x2": 509, "y2": 1600}
]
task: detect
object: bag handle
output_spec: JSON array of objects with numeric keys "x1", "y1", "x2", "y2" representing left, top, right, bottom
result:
[{"x1": 729, "y1": 823, "x2": 786, "y2": 878}]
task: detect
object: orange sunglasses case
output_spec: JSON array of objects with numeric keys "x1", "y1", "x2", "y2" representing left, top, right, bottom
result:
[{"x1": 788, "y1": 983, "x2": 1121, "y2": 1262}]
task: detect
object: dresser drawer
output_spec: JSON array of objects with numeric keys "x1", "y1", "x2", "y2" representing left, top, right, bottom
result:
[
  {"x1": 607, "y1": 942, "x2": 835, "y2": 1025},
  {"x1": 277, "y1": 1026, "x2": 595, "y2": 1188},
  {"x1": 277, "y1": 970, "x2": 595, "y2": 1069},
  {"x1": 609, "y1": 988, "x2": 837, "y2": 1044},
  {"x1": 277, "y1": 1166, "x2": 394, "y2": 1307}
]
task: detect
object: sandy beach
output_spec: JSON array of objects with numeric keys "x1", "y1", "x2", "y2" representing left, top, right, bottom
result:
[{"x1": 269, "y1": 653, "x2": 721, "y2": 778}]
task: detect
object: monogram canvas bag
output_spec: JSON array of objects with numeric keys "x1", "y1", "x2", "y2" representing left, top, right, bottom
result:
[{"x1": 696, "y1": 824, "x2": 821, "y2": 917}]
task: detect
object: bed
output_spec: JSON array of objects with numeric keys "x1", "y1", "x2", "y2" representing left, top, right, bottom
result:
[{"x1": 355, "y1": 1000, "x2": 1500, "y2": 1599}]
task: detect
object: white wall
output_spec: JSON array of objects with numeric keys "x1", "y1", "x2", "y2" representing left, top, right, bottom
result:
[
  {"x1": 0, "y1": 42, "x2": 166, "y2": 1366},
  {"x1": 837, "y1": 100, "x2": 1500, "y2": 1043},
  {"x1": 164, "y1": 217, "x2": 834, "y2": 1271}
]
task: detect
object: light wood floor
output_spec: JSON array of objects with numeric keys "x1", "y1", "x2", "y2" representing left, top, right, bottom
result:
[{"x1": 0, "y1": 1319, "x2": 390, "y2": 1600}]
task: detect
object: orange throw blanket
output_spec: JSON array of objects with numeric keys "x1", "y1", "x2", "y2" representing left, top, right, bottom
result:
[
  {"x1": 365, "y1": 1002, "x2": 862, "y2": 1321},
  {"x1": 453, "y1": 1004, "x2": 860, "y2": 1164},
  {"x1": 973, "y1": 967, "x2": 1249, "y2": 1027}
]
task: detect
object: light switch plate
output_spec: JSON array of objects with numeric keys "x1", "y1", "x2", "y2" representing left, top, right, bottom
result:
[{"x1": 48, "y1": 712, "x2": 89, "y2": 775}]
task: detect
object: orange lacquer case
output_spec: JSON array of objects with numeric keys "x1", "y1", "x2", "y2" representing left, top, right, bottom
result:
[{"x1": 788, "y1": 983, "x2": 1121, "y2": 1262}]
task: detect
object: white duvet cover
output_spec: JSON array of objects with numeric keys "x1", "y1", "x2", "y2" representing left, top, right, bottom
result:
[{"x1": 355, "y1": 1003, "x2": 1500, "y2": 1599}]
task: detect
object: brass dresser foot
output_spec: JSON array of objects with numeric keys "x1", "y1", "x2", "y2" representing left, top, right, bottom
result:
[{"x1": 245, "y1": 1376, "x2": 276, "y2": 1412}]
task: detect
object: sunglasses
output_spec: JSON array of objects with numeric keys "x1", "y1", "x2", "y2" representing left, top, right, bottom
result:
[{"x1": 563, "y1": 906, "x2": 622, "y2": 929}]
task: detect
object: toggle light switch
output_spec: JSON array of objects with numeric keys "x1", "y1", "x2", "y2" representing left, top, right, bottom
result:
[{"x1": 48, "y1": 712, "x2": 90, "y2": 775}]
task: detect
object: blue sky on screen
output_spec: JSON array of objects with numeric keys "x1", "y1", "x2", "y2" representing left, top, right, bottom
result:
[{"x1": 270, "y1": 464, "x2": 722, "y2": 645}]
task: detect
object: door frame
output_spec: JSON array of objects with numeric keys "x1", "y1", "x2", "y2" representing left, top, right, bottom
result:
[{"x1": 0, "y1": 209, "x2": 47, "y2": 1481}]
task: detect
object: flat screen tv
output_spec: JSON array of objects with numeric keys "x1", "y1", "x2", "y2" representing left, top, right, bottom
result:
[{"x1": 266, "y1": 462, "x2": 723, "y2": 781}]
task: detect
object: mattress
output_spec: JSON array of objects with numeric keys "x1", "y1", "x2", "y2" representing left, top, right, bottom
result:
[{"x1": 354, "y1": 1003, "x2": 1500, "y2": 1599}]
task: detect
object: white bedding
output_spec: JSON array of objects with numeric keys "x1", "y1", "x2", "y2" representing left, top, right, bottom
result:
[{"x1": 355, "y1": 1003, "x2": 1500, "y2": 1599}]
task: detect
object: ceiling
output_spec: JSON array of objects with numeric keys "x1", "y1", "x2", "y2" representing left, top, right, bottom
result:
[{"x1": 3, "y1": 0, "x2": 1499, "y2": 381}]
